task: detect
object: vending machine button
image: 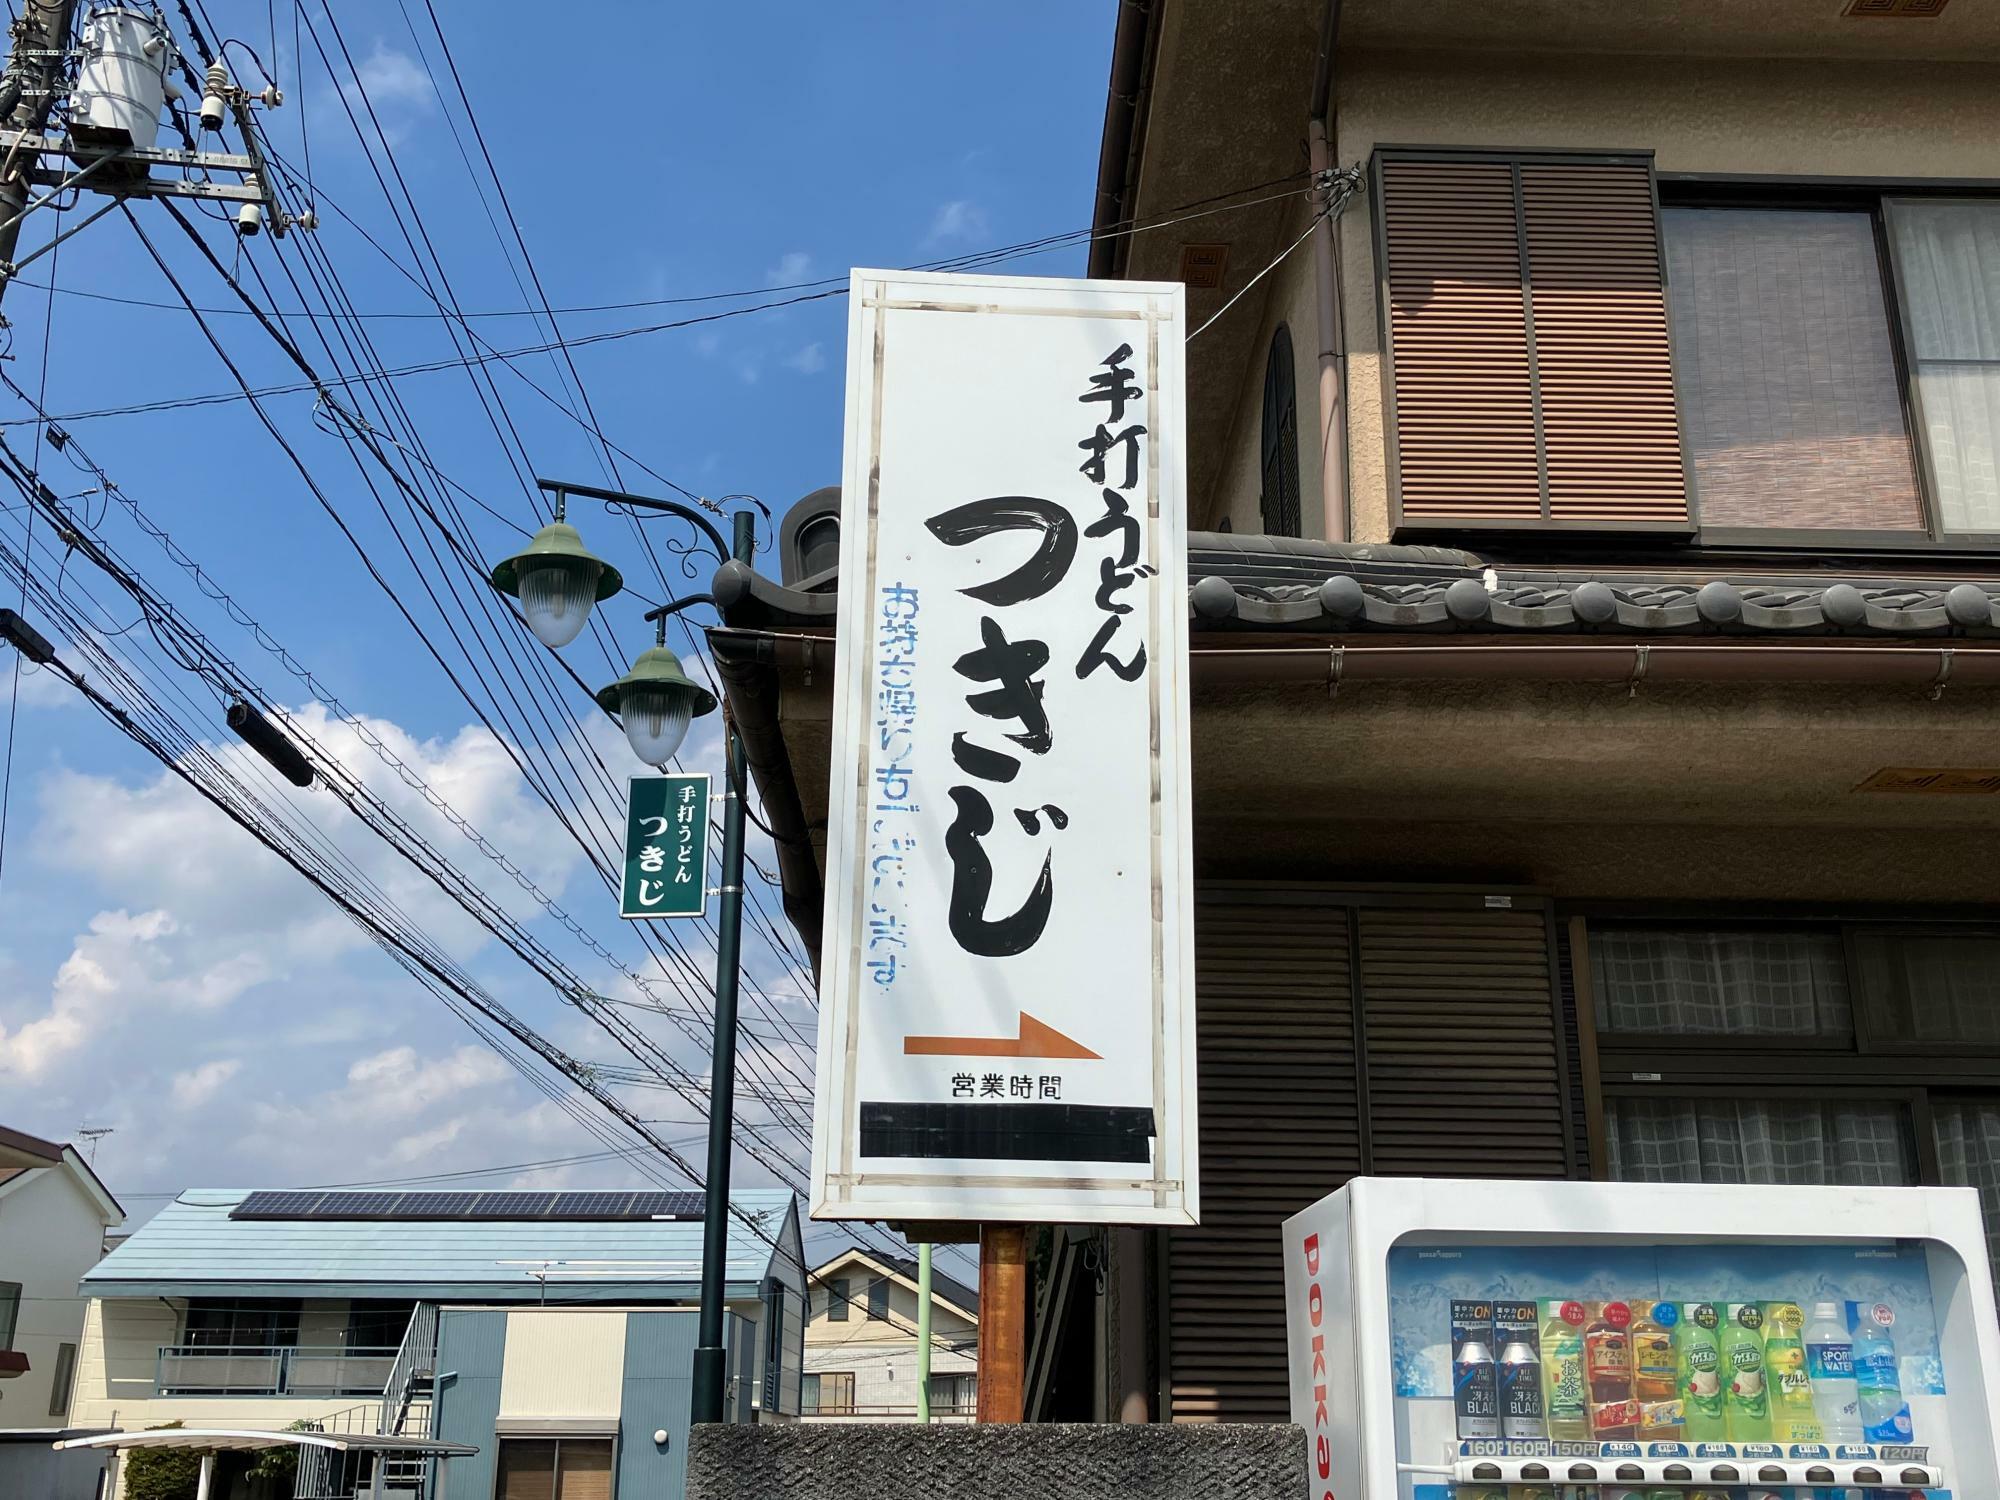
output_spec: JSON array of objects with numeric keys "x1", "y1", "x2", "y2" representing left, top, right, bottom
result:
[
  {"x1": 1470, "y1": 1463, "x2": 1501, "y2": 1481},
  {"x1": 1708, "y1": 1464, "x2": 1739, "y2": 1481},
  {"x1": 1614, "y1": 1464, "x2": 1643, "y2": 1480},
  {"x1": 1564, "y1": 1464, "x2": 1597, "y2": 1481},
  {"x1": 1899, "y1": 1467, "x2": 1931, "y2": 1486},
  {"x1": 1662, "y1": 1465, "x2": 1691, "y2": 1481},
  {"x1": 1756, "y1": 1465, "x2": 1785, "y2": 1482},
  {"x1": 1852, "y1": 1466, "x2": 1881, "y2": 1484},
  {"x1": 1805, "y1": 1466, "x2": 1834, "y2": 1483},
  {"x1": 1517, "y1": 1463, "x2": 1545, "y2": 1481}
]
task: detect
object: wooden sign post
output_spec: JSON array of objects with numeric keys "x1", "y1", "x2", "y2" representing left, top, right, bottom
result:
[{"x1": 977, "y1": 1224, "x2": 1029, "y2": 1422}]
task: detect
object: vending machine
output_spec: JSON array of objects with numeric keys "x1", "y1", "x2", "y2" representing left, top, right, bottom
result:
[{"x1": 1282, "y1": 1178, "x2": 2000, "y2": 1500}]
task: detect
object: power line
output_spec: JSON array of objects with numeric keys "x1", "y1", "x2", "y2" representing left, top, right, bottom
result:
[{"x1": 0, "y1": 181, "x2": 1313, "y2": 431}]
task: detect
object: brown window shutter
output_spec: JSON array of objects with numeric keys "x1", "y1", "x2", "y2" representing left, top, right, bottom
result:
[
  {"x1": 1167, "y1": 888, "x2": 1362, "y2": 1424},
  {"x1": 1357, "y1": 905, "x2": 1573, "y2": 1179},
  {"x1": 1378, "y1": 152, "x2": 1691, "y2": 532},
  {"x1": 1382, "y1": 159, "x2": 1542, "y2": 522},
  {"x1": 1521, "y1": 164, "x2": 1688, "y2": 525}
]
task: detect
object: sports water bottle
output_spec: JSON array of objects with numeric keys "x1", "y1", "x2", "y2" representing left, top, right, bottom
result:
[
  {"x1": 1805, "y1": 1300, "x2": 1860, "y2": 1443},
  {"x1": 1851, "y1": 1302, "x2": 1913, "y2": 1444}
]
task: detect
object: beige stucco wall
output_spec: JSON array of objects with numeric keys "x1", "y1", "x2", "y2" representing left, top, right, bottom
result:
[
  {"x1": 1208, "y1": 193, "x2": 1327, "y2": 538},
  {"x1": 1318, "y1": 48, "x2": 2000, "y2": 544},
  {"x1": 0, "y1": 1164, "x2": 111, "y2": 1426}
]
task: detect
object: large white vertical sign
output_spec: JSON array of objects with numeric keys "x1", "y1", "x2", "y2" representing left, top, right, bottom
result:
[{"x1": 810, "y1": 269, "x2": 1197, "y2": 1226}]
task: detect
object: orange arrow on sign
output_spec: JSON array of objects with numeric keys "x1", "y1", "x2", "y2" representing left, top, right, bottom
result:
[{"x1": 903, "y1": 1011, "x2": 1100, "y2": 1060}]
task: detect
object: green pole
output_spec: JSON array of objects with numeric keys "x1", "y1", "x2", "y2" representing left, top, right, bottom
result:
[
  {"x1": 916, "y1": 1243, "x2": 934, "y2": 1422},
  {"x1": 690, "y1": 509, "x2": 755, "y2": 1427}
]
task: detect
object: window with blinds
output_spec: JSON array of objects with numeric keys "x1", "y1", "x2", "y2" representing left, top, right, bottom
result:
[
  {"x1": 495, "y1": 1439, "x2": 613, "y2": 1500},
  {"x1": 1376, "y1": 151, "x2": 1689, "y2": 532},
  {"x1": 1664, "y1": 207, "x2": 1924, "y2": 533}
]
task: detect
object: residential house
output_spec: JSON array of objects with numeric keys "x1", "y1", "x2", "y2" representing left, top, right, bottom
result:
[
  {"x1": 801, "y1": 1249, "x2": 977, "y2": 1422},
  {"x1": 708, "y1": 0, "x2": 2000, "y2": 1427},
  {"x1": 71, "y1": 1186, "x2": 804, "y2": 1498},
  {"x1": 0, "y1": 1128, "x2": 123, "y2": 1424}
]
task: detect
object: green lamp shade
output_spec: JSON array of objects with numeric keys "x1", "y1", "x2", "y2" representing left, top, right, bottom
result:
[
  {"x1": 597, "y1": 646, "x2": 719, "y2": 766},
  {"x1": 491, "y1": 522, "x2": 624, "y2": 649}
]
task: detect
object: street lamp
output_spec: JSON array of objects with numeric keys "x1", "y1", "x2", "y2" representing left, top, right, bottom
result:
[
  {"x1": 595, "y1": 622, "x2": 719, "y2": 767},
  {"x1": 489, "y1": 493, "x2": 624, "y2": 649},
  {"x1": 490, "y1": 477, "x2": 753, "y2": 1427}
]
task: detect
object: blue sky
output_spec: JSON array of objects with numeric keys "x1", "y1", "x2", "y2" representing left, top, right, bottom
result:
[{"x1": 0, "y1": 0, "x2": 1112, "y2": 1244}]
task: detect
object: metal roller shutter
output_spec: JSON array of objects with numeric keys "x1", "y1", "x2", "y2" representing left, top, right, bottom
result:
[
  {"x1": 1377, "y1": 151, "x2": 1690, "y2": 532},
  {"x1": 1166, "y1": 889, "x2": 1577, "y2": 1423},
  {"x1": 1356, "y1": 905, "x2": 1573, "y2": 1179},
  {"x1": 1168, "y1": 887, "x2": 1362, "y2": 1424}
]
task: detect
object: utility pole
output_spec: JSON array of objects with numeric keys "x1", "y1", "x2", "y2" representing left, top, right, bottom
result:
[{"x1": 0, "y1": 0, "x2": 77, "y2": 303}]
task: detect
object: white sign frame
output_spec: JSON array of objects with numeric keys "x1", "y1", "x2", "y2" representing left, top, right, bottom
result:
[{"x1": 810, "y1": 268, "x2": 1197, "y2": 1226}]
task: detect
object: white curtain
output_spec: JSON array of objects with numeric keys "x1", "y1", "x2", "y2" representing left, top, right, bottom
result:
[
  {"x1": 1874, "y1": 936, "x2": 2000, "y2": 1044},
  {"x1": 1608, "y1": 1099, "x2": 1913, "y2": 1186},
  {"x1": 1933, "y1": 1102, "x2": 2000, "y2": 1284},
  {"x1": 1591, "y1": 928, "x2": 1852, "y2": 1037},
  {"x1": 1889, "y1": 200, "x2": 2000, "y2": 534}
]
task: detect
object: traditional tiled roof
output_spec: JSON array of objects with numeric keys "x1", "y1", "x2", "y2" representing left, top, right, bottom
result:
[
  {"x1": 713, "y1": 529, "x2": 2000, "y2": 639},
  {"x1": 1189, "y1": 571, "x2": 2000, "y2": 636}
]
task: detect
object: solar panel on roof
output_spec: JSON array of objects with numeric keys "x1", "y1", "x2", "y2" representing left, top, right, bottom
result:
[
  {"x1": 631, "y1": 1190, "x2": 704, "y2": 1219},
  {"x1": 469, "y1": 1191, "x2": 546, "y2": 1219},
  {"x1": 315, "y1": 1191, "x2": 397, "y2": 1218},
  {"x1": 548, "y1": 1195, "x2": 637, "y2": 1218},
  {"x1": 231, "y1": 1190, "x2": 323, "y2": 1219},
  {"x1": 398, "y1": 1191, "x2": 478, "y2": 1217},
  {"x1": 230, "y1": 1186, "x2": 716, "y2": 1221}
]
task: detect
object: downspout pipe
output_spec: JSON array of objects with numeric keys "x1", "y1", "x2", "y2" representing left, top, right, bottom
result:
[
  {"x1": 1308, "y1": 119, "x2": 1348, "y2": 544},
  {"x1": 706, "y1": 626, "x2": 824, "y2": 975}
]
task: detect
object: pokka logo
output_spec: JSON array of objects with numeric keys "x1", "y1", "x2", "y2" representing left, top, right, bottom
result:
[{"x1": 1300, "y1": 1232, "x2": 1334, "y2": 1500}]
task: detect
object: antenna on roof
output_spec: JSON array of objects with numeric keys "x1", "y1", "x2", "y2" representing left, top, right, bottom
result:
[{"x1": 77, "y1": 1126, "x2": 114, "y2": 1164}]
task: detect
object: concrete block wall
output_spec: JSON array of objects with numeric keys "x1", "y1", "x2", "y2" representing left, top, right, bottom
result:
[{"x1": 689, "y1": 1422, "x2": 1307, "y2": 1500}]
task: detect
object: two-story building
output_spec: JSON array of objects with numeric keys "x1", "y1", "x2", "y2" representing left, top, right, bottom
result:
[
  {"x1": 70, "y1": 1186, "x2": 805, "y2": 1498},
  {"x1": 801, "y1": 1249, "x2": 978, "y2": 1422},
  {"x1": 0, "y1": 1125, "x2": 123, "y2": 1500},
  {"x1": 708, "y1": 0, "x2": 2000, "y2": 1430},
  {"x1": 0, "y1": 1126, "x2": 122, "y2": 1426}
]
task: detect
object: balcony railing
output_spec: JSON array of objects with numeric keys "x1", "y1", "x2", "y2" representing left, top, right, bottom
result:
[
  {"x1": 805, "y1": 1402, "x2": 977, "y2": 1418},
  {"x1": 155, "y1": 1344, "x2": 399, "y2": 1397}
]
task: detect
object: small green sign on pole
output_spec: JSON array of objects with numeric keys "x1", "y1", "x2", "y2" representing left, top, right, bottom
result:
[{"x1": 620, "y1": 773, "x2": 710, "y2": 919}]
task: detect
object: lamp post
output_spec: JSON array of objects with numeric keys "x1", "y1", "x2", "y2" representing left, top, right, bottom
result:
[{"x1": 491, "y1": 478, "x2": 754, "y2": 1426}]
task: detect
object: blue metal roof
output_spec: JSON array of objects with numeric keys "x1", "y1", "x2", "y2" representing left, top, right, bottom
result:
[{"x1": 82, "y1": 1188, "x2": 798, "y2": 1301}]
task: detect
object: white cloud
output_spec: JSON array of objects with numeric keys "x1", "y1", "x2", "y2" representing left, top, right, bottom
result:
[
  {"x1": 338, "y1": 42, "x2": 435, "y2": 146},
  {"x1": 731, "y1": 351, "x2": 764, "y2": 385},
  {"x1": 781, "y1": 342, "x2": 826, "y2": 376},
  {"x1": 766, "y1": 251, "x2": 812, "y2": 285},
  {"x1": 341, "y1": 1043, "x2": 510, "y2": 1118},
  {"x1": 353, "y1": 41, "x2": 433, "y2": 111},
  {"x1": 924, "y1": 199, "x2": 989, "y2": 248},
  {"x1": 171, "y1": 1057, "x2": 241, "y2": 1109},
  {"x1": 0, "y1": 697, "x2": 792, "y2": 1209},
  {"x1": 0, "y1": 909, "x2": 270, "y2": 1079},
  {"x1": 7, "y1": 659, "x2": 76, "y2": 710}
]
